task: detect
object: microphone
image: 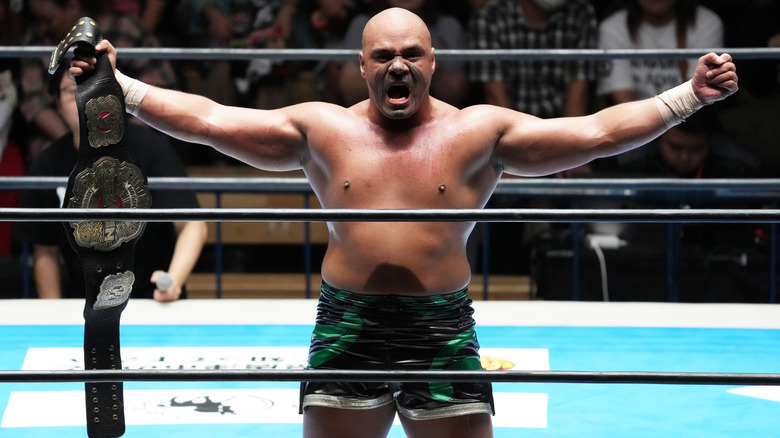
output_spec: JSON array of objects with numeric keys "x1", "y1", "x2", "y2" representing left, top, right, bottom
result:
[{"x1": 156, "y1": 272, "x2": 174, "y2": 292}]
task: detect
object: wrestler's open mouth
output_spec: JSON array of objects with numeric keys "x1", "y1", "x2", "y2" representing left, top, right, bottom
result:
[{"x1": 387, "y1": 85, "x2": 410, "y2": 103}]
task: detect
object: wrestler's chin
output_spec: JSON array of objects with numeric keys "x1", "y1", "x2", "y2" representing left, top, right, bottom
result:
[
  {"x1": 380, "y1": 102, "x2": 417, "y2": 120},
  {"x1": 382, "y1": 110, "x2": 412, "y2": 120}
]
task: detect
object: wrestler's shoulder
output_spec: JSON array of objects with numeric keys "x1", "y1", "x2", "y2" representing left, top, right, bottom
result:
[
  {"x1": 284, "y1": 101, "x2": 350, "y2": 113},
  {"x1": 282, "y1": 101, "x2": 359, "y2": 120},
  {"x1": 449, "y1": 104, "x2": 523, "y2": 126}
]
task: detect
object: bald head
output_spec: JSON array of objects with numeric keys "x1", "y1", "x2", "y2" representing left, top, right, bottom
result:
[
  {"x1": 362, "y1": 7, "x2": 432, "y2": 52},
  {"x1": 359, "y1": 7, "x2": 435, "y2": 121}
]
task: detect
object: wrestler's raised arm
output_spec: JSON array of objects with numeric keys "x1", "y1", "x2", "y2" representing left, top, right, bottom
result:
[
  {"x1": 489, "y1": 52, "x2": 738, "y2": 177},
  {"x1": 70, "y1": 40, "x2": 309, "y2": 171}
]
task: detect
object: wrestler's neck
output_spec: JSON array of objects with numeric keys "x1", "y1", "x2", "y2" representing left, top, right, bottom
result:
[{"x1": 368, "y1": 96, "x2": 438, "y2": 133}]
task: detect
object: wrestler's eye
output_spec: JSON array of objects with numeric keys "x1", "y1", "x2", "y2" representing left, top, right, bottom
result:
[
  {"x1": 388, "y1": 85, "x2": 409, "y2": 100},
  {"x1": 372, "y1": 50, "x2": 393, "y2": 63},
  {"x1": 401, "y1": 47, "x2": 424, "y2": 61}
]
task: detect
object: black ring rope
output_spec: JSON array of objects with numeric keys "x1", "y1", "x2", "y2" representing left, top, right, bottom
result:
[
  {"x1": 0, "y1": 369, "x2": 778, "y2": 386},
  {"x1": 3, "y1": 47, "x2": 780, "y2": 61},
  {"x1": 1, "y1": 207, "x2": 779, "y2": 223},
  {"x1": 2, "y1": 176, "x2": 780, "y2": 194}
]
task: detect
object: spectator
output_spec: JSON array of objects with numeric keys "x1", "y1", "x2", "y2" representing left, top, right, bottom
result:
[
  {"x1": 0, "y1": 2, "x2": 28, "y2": 297},
  {"x1": 13, "y1": 63, "x2": 206, "y2": 301},
  {"x1": 112, "y1": 0, "x2": 165, "y2": 35},
  {"x1": 177, "y1": 0, "x2": 237, "y2": 107},
  {"x1": 303, "y1": 0, "x2": 376, "y2": 105},
  {"x1": 20, "y1": 0, "x2": 179, "y2": 161},
  {"x1": 178, "y1": 0, "x2": 359, "y2": 110},
  {"x1": 0, "y1": 65, "x2": 26, "y2": 257},
  {"x1": 110, "y1": 0, "x2": 183, "y2": 47},
  {"x1": 339, "y1": 0, "x2": 469, "y2": 108},
  {"x1": 230, "y1": 0, "x2": 366, "y2": 108},
  {"x1": 595, "y1": 107, "x2": 762, "y2": 179},
  {"x1": 175, "y1": 0, "x2": 357, "y2": 166},
  {"x1": 468, "y1": 0, "x2": 598, "y2": 118},
  {"x1": 597, "y1": 0, "x2": 723, "y2": 105}
]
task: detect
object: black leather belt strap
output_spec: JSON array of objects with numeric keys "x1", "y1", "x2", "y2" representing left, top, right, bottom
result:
[{"x1": 50, "y1": 17, "x2": 151, "y2": 438}]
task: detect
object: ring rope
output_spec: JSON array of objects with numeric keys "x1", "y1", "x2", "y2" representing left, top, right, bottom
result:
[
  {"x1": 0, "y1": 369, "x2": 778, "y2": 385},
  {"x1": 3, "y1": 46, "x2": 780, "y2": 61},
  {"x1": 3, "y1": 176, "x2": 780, "y2": 194},
  {"x1": 0, "y1": 207, "x2": 779, "y2": 223}
]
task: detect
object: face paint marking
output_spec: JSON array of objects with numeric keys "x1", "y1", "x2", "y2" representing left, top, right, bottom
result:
[{"x1": 370, "y1": 56, "x2": 428, "y2": 120}]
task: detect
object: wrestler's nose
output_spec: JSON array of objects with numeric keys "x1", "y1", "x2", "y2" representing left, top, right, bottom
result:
[{"x1": 390, "y1": 56, "x2": 406, "y2": 72}]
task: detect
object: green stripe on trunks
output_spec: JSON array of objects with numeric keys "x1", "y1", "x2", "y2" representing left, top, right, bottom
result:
[
  {"x1": 429, "y1": 329, "x2": 482, "y2": 402},
  {"x1": 308, "y1": 309, "x2": 363, "y2": 368}
]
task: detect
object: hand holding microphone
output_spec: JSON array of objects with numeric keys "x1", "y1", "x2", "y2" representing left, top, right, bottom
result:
[
  {"x1": 153, "y1": 271, "x2": 180, "y2": 302},
  {"x1": 156, "y1": 272, "x2": 174, "y2": 292}
]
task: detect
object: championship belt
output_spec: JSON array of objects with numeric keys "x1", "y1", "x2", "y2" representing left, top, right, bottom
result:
[{"x1": 49, "y1": 18, "x2": 151, "y2": 438}]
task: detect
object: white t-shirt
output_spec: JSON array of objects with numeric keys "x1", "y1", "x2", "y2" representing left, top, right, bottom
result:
[{"x1": 597, "y1": 6, "x2": 723, "y2": 99}]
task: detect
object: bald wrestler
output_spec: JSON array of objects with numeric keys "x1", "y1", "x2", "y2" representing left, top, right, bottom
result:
[{"x1": 70, "y1": 7, "x2": 738, "y2": 438}]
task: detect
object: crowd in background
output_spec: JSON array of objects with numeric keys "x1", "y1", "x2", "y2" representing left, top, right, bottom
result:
[
  {"x1": 0, "y1": 0, "x2": 779, "y2": 301},
  {"x1": 1, "y1": 0, "x2": 779, "y2": 169}
]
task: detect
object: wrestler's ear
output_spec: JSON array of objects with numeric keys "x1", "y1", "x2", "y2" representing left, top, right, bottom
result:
[
  {"x1": 359, "y1": 51, "x2": 366, "y2": 78},
  {"x1": 431, "y1": 47, "x2": 436, "y2": 75}
]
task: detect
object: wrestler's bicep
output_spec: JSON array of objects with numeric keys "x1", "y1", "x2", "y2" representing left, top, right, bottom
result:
[
  {"x1": 219, "y1": 105, "x2": 303, "y2": 143},
  {"x1": 495, "y1": 115, "x2": 598, "y2": 177},
  {"x1": 208, "y1": 106, "x2": 307, "y2": 169},
  {"x1": 491, "y1": 111, "x2": 552, "y2": 175}
]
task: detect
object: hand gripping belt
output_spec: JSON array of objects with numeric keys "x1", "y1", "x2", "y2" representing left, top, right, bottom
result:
[{"x1": 49, "y1": 17, "x2": 151, "y2": 438}]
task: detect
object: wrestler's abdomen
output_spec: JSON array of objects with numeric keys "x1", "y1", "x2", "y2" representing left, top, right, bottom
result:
[
  {"x1": 310, "y1": 152, "x2": 495, "y2": 296},
  {"x1": 321, "y1": 220, "x2": 475, "y2": 295}
]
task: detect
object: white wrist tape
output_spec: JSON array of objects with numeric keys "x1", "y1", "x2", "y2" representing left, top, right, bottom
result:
[
  {"x1": 654, "y1": 80, "x2": 704, "y2": 128},
  {"x1": 115, "y1": 69, "x2": 150, "y2": 117}
]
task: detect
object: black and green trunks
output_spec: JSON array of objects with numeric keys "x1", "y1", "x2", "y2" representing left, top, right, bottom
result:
[{"x1": 300, "y1": 281, "x2": 494, "y2": 420}]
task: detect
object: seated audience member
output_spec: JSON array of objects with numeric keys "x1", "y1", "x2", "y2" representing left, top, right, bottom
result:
[
  {"x1": 14, "y1": 64, "x2": 206, "y2": 302},
  {"x1": 0, "y1": 65, "x2": 26, "y2": 256},
  {"x1": 468, "y1": 0, "x2": 598, "y2": 118},
  {"x1": 20, "y1": 0, "x2": 179, "y2": 160},
  {"x1": 597, "y1": 0, "x2": 724, "y2": 105},
  {"x1": 595, "y1": 107, "x2": 762, "y2": 179}
]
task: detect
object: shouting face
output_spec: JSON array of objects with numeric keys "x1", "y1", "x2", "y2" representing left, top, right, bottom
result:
[{"x1": 359, "y1": 8, "x2": 435, "y2": 120}]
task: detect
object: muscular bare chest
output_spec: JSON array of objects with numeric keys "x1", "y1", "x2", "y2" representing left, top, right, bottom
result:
[{"x1": 305, "y1": 120, "x2": 496, "y2": 209}]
